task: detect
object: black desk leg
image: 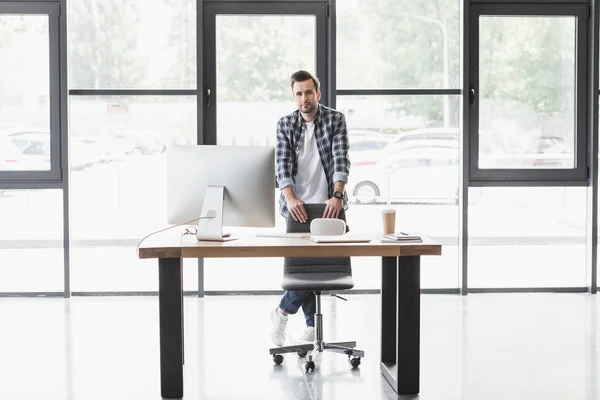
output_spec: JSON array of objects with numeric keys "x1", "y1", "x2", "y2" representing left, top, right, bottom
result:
[
  {"x1": 381, "y1": 256, "x2": 397, "y2": 364},
  {"x1": 159, "y1": 258, "x2": 184, "y2": 399},
  {"x1": 380, "y1": 255, "x2": 421, "y2": 395}
]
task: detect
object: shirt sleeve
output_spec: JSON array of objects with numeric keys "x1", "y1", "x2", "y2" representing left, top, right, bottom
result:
[
  {"x1": 275, "y1": 117, "x2": 294, "y2": 190},
  {"x1": 331, "y1": 112, "x2": 350, "y2": 184}
]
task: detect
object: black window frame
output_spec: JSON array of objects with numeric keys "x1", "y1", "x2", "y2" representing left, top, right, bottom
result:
[
  {"x1": 0, "y1": 2, "x2": 62, "y2": 183},
  {"x1": 468, "y1": 3, "x2": 590, "y2": 185},
  {"x1": 202, "y1": 0, "x2": 329, "y2": 146}
]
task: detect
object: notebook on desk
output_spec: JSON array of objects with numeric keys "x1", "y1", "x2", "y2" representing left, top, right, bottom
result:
[
  {"x1": 310, "y1": 234, "x2": 371, "y2": 243},
  {"x1": 377, "y1": 233, "x2": 423, "y2": 243}
]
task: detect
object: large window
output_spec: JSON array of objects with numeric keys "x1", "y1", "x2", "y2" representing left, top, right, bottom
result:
[
  {"x1": 0, "y1": 3, "x2": 61, "y2": 182},
  {"x1": 66, "y1": 0, "x2": 198, "y2": 293},
  {"x1": 469, "y1": 4, "x2": 589, "y2": 182},
  {"x1": 2, "y1": 0, "x2": 596, "y2": 296},
  {"x1": 464, "y1": 2, "x2": 593, "y2": 292},
  {"x1": 202, "y1": 3, "x2": 326, "y2": 291}
]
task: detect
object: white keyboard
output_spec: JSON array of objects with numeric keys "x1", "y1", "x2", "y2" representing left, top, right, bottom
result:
[
  {"x1": 310, "y1": 234, "x2": 371, "y2": 243},
  {"x1": 255, "y1": 232, "x2": 310, "y2": 239}
]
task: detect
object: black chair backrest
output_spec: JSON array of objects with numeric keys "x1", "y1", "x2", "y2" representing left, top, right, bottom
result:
[
  {"x1": 286, "y1": 203, "x2": 347, "y2": 233},
  {"x1": 284, "y1": 203, "x2": 351, "y2": 275}
]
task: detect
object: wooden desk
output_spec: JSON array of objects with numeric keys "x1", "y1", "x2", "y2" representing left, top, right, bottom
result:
[{"x1": 138, "y1": 233, "x2": 442, "y2": 399}]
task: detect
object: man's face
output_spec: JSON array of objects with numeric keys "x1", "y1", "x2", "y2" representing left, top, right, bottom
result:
[{"x1": 292, "y1": 80, "x2": 321, "y2": 114}]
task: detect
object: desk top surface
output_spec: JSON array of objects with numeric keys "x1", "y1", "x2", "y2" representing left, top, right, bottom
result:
[{"x1": 138, "y1": 232, "x2": 442, "y2": 259}]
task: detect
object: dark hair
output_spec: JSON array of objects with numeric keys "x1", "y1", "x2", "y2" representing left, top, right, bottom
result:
[{"x1": 290, "y1": 70, "x2": 320, "y2": 92}]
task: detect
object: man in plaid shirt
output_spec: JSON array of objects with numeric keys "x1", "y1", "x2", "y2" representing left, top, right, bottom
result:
[{"x1": 270, "y1": 70, "x2": 350, "y2": 347}]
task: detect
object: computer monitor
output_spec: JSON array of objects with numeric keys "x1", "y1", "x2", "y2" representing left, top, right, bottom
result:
[{"x1": 166, "y1": 145, "x2": 276, "y2": 241}]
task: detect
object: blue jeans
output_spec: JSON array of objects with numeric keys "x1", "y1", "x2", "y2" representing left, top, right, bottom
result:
[{"x1": 279, "y1": 290, "x2": 316, "y2": 327}]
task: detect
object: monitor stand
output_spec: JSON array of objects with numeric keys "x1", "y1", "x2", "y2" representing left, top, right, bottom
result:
[{"x1": 196, "y1": 185, "x2": 237, "y2": 242}]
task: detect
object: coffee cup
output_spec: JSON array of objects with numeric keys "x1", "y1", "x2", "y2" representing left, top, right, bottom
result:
[{"x1": 381, "y1": 209, "x2": 396, "y2": 235}]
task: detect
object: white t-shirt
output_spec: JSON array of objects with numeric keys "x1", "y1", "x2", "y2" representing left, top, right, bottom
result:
[{"x1": 294, "y1": 121, "x2": 329, "y2": 203}]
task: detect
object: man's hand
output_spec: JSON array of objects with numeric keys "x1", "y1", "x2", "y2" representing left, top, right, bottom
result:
[
  {"x1": 323, "y1": 197, "x2": 343, "y2": 219},
  {"x1": 287, "y1": 197, "x2": 308, "y2": 223}
]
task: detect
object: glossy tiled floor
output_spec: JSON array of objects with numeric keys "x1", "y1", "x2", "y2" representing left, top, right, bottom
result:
[{"x1": 0, "y1": 293, "x2": 597, "y2": 400}]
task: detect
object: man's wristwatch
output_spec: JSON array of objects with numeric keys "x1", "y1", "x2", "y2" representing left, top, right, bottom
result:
[{"x1": 333, "y1": 191, "x2": 344, "y2": 199}]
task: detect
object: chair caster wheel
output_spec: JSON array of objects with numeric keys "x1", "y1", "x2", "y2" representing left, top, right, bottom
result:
[
  {"x1": 273, "y1": 354, "x2": 284, "y2": 365},
  {"x1": 305, "y1": 360, "x2": 315, "y2": 372},
  {"x1": 350, "y1": 357, "x2": 361, "y2": 368},
  {"x1": 297, "y1": 349, "x2": 308, "y2": 358}
]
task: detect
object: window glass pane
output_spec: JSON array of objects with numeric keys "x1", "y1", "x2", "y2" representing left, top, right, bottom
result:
[
  {"x1": 0, "y1": 189, "x2": 63, "y2": 292},
  {"x1": 337, "y1": 0, "x2": 460, "y2": 89},
  {"x1": 469, "y1": 187, "x2": 587, "y2": 288},
  {"x1": 0, "y1": 15, "x2": 51, "y2": 171},
  {"x1": 216, "y1": 14, "x2": 315, "y2": 147},
  {"x1": 206, "y1": 14, "x2": 316, "y2": 291},
  {"x1": 67, "y1": 0, "x2": 196, "y2": 89},
  {"x1": 479, "y1": 16, "x2": 576, "y2": 169},
  {"x1": 69, "y1": 96, "x2": 197, "y2": 291},
  {"x1": 339, "y1": 95, "x2": 460, "y2": 289}
]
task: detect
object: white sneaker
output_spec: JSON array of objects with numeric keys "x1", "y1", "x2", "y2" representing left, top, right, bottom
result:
[
  {"x1": 270, "y1": 308, "x2": 288, "y2": 346},
  {"x1": 299, "y1": 326, "x2": 315, "y2": 342}
]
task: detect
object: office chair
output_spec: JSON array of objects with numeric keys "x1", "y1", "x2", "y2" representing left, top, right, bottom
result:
[{"x1": 269, "y1": 203, "x2": 364, "y2": 372}]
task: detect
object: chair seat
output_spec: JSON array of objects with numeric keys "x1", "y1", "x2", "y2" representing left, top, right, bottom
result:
[{"x1": 282, "y1": 272, "x2": 354, "y2": 291}]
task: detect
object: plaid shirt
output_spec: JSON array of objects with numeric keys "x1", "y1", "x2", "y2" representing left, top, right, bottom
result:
[{"x1": 275, "y1": 103, "x2": 350, "y2": 218}]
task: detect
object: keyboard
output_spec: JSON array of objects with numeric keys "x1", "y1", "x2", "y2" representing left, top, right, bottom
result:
[
  {"x1": 310, "y1": 234, "x2": 371, "y2": 243},
  {"x1": 255, "y1": 232, "x2": 310, "y2": 239}
]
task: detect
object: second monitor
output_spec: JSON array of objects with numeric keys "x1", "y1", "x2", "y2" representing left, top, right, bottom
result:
[{"x1": 166, "y1": 145, "x2": 276, "y2": 241}]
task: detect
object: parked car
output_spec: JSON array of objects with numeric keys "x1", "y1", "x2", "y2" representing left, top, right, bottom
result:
[
  {"x1": 389, "y1": 127, "x2": 460, "y2": 146},
  {"x1": 0, "y1": 135, "x2": 50, "y2": 171},
  {"x1": 5, "y1": 130, "x2": 101, "y2": 171},
  {"x1": 349, "y1": 136, "x2": 391, "y2": 166},
  {"x1": 7, "y1": 131, "x2": 51, "y2": 162},
  {"x1": 108, "y1": 129, "x2": 166, "y2": 155},
  {"x1": 70, "y1": 137, "x2": 107, "y2": 170},
  {"x1": 390, "y1": 127, "x2": 502, "y2": 151},
  {"x1": 349, "y1": 137, "x2": 390, "y2": 152},
  {"x1": 525, "y1": 136, "x2": 572, "y2": 167},
  {"x1": 386, "y1": 138, "x2": 457, "y2": 154},
  {"x1": 387, "y1": 127, "x2": 511, "y2": 168},
  {"x1": 347, "y1": 145, "x2": 464, "y2": 205},
  {"x1": 71, "y1": 135, "x2": 122, "y2": 164},
  {"x1": 348, "y1": 129, "x2": 387, "y2": 139}
]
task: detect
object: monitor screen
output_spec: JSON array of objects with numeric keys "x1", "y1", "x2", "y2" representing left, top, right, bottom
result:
[{"x1": 166, "y1": 145, "x2": 276, "y2": 238}]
